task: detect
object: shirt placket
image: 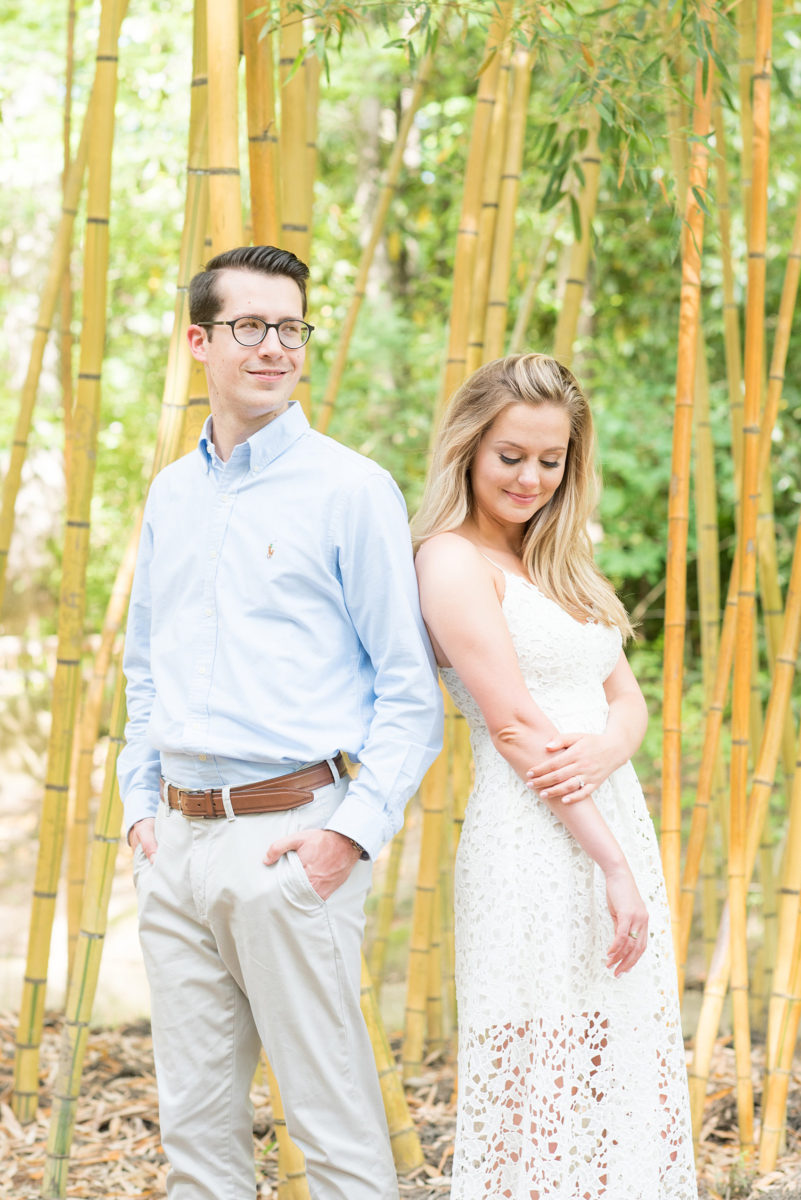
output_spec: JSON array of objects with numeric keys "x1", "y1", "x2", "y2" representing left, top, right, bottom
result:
[{"x1": 183, "y1": 456, "x2": 247, "y2": 755}]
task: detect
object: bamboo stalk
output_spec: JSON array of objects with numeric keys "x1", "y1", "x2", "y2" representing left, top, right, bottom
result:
[
  {"x1": 206, "y1": 0, "x2": 242, "y2": 253},
  {"x1": 0, "y1": 0, "x2": 128, "y2": 612},
  {"x1": 262, "y1": 1054, "x2": 310, "y2": 1199},
  {"x1": 483, "y1": 46, "x2": 533, "y2": 361},
  {"x1": 436, "y1": 1, "x2": 513, "y2": 419},
  {"x1": 314, "y1": 42, "x2": 435, "y2": 433},
  {"x1": 426, "y1": 875, "x2": 444, "y2": 1052},
  {"x1": 13, "y1": 0, "x2": 127, "y2": 1123},
  {"x1": 465, "y1": 45, "x2": 511, "y2": 374},
  {"x1": 678, "y1": 183, "x2": 801, "y2": 985},
  {"x1": 65, "y1": 510, "x2": 142, "y2": 969},
  {"x1": 712, "y1": 92, "x2": 744, "y2": 477},
  {"x1": 552, "y1": 110, "x2": 602, "y2": 368},
  {"x1": 360, "y1": 957, "x2": 424, "y2": 1172},
  {"x1": 507, "y1": 209, "x2": 561, "y2": 354},
  {"x1": 402, "y1": 750, "x2": 447, "y2": 1080},
  {"x1": 279, "y1": 2, "x2": 308, "y2": 260},
  {"x1": 42, "y1": 670, "x2": 126, "y2": 1197},
  {"x1": 243, "y1": 0, "x2": 280, "y2": 245},
  {"x1": 759, "y1": 891, "x2": 801, "y2": 1171},
  {"x1": 151, "y1": 0, "x2": 210, "y2": 477},
  {"x1": 737, "y1": 0, "x2": 756, "y2": 238},
  {"x1": 727, "y1": 0, "x2": 772, "y2": 1153},
  {"x1": 368, "y1": 815, "x2": 408, "y2": 1000},
  {"x1": 60, "y1": 0, "x2": 77, "y2": 489},
  {"x1": 660, "y1": 30, "x2": 715, "y2": 961}
]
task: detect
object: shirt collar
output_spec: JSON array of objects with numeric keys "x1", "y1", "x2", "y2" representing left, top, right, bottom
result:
[{"x1": 197, "y1": 402, "x2": 310, "y2": 474}]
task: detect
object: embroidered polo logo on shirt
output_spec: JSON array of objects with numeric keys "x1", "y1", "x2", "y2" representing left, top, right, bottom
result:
[{"x1": 267, "y1": 543, "x2": 276, "y2": 558}]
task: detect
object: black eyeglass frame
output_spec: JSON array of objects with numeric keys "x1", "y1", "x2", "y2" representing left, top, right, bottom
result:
[{"x1": 197, "y1": 317, "x2": 315, "y2": 348}]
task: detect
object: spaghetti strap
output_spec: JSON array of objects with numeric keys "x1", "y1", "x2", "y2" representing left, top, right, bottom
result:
[{"x1": 478, "y1": 552, "x2": 508, "y2": 575}]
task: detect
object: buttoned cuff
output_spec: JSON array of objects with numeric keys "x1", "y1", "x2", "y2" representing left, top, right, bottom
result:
[
  {"x1": 122, "y1": 789, "x2": 160, "y2": 841},
  {"x1": 324, "y1": 792, "x2": 388, "y2": 863}
]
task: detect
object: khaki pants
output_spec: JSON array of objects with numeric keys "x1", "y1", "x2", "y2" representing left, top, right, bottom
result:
[{"x1": 134, "y1": 777, "x2": 399, "y2": 1200}]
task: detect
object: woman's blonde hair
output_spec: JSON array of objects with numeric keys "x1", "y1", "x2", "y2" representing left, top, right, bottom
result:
[{"x1": 412, "y1": 353, "x2": 633, "y2": 639}]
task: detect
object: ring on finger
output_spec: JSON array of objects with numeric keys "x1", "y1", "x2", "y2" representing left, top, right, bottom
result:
[
  {"x1": 575, "y1": 775, "x2": 585, "y2": 789},
  {"x1": 628, "y1": 930, "x2": 639, "y2": 941}
]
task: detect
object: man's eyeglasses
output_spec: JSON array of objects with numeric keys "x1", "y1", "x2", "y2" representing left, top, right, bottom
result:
[{"x1": 197, "y1": 316, "x2": 315, "y2": 349}]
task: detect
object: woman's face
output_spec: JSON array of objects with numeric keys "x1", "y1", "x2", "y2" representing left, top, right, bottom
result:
[{"x1": 469, "y1": 401, "x2": 571, "y2": 531}]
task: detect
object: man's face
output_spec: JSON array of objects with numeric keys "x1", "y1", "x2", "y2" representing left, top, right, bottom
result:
[{"x1": 187, "y1": 268, "x2": 306, "y2": 430}]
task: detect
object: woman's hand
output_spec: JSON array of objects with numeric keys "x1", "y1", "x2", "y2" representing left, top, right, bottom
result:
[
  {"x1": 525, "y1": 731, "x2": 623, "y2": 805},
  {"x1": 604, "y1": 862, "x2": 649, "y2": 976}
]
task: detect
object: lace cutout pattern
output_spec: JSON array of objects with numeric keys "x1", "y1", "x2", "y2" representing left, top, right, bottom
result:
[{"x1": 442, "y1": 574, "x2": 697, "y2": 1199}]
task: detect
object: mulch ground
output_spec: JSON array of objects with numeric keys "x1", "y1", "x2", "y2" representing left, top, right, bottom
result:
[{"x1": 3, "y1": 1013, "x2": 801, "y2": 1199}]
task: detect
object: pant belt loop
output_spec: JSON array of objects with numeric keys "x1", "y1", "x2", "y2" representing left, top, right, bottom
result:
[
  {"x1": 326, "y1": 756, "x2": 340, "y2": 785},
  {"x1": 221, "y1": 784, "x2": 236, "y2": 822}
]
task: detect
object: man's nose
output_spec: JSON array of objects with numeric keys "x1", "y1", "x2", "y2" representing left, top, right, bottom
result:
[{"x1": 257, "y1": 326, "x2": 283, "y2": 354}]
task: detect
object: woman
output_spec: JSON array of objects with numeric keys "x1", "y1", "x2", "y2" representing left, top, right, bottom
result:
[{"x1": 413, "y1": 354, "x2": 696, "y2": 1199}]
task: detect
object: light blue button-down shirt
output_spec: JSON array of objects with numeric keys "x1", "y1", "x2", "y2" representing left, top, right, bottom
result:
[{"x1": 117, "y1": 402, "x2": 443, "y2": 859}]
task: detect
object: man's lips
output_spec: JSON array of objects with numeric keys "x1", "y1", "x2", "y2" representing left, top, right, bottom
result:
[{"x1": 247, "y1": 367, "x2": 288, "y2": 379}]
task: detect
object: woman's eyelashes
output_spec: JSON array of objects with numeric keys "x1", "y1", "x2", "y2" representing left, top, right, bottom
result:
[{"x1": 499, "y1": 453, "x2": 561, "y2": 469}]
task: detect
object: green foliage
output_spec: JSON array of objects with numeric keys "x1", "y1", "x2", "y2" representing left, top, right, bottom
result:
[{"x1": 2, "y1": 0, "x2": 801, "y2": 737}]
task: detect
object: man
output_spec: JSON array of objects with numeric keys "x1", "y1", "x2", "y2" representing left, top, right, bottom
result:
[{"x1": 117, "y1": 245, "x2": 443, "y2": 1200}]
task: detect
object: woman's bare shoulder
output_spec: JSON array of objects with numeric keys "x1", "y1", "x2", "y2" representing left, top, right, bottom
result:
[{"x1": 415, "y1": 530, "x2": 484, "y2": 577}]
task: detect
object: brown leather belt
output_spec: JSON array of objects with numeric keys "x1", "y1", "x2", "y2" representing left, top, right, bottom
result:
[{"x1": 160, "y1": 754, "x2": 348, "y2": 818}]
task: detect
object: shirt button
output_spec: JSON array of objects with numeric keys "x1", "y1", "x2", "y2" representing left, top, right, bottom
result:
[
  {"x1": 198, "y1": 754, "x2": 207, "y2": 762},
  {"x1": 198, "y1": 666, "x2": 206, "y2": 675},
  {"x1": 205, "y1": 608, "x2": 213, "y2": 617},
  {"x1": 209, "y1": 551, "x2": 217, "y2": 560}
]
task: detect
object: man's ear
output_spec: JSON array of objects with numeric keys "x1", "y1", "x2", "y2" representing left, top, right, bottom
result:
[{"x1": 187, "y1": 324, "x2": 208, "y2": 363}]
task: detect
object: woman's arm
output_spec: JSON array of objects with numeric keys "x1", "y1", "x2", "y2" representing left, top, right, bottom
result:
[
  {"x1": 526, "y1": 652, "x2": 648, "y2": 804},
  {"x1": 415, "y1": 534, "x2": 648, "y2": 974}
]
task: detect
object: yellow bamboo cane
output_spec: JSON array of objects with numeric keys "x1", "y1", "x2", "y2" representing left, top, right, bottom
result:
[
  {"x1": 244, "y1": 0, "x2": 280, "y2": 245},
  {"x1": 60, "y1": 0, "x2": 77, "y2": 490},
  {"x1": 65, "y1": 510, "x2": 142, "y2": 969},
  {"x1": 660, "y1": 33, "x2": 715, "y2": 962},
  {"x1": 552, "y1": 110, "x2": 602, "y2": 368},
  {"x1": 465, "y1": 45, "x2": 511, "y2": 375},
  {"x1": 448, "y1": 701, "x2": 471, "y2": 1027},
  {"x1": 361, "y1": 957, "x2": 424, "y2": 1172},
  {"x1": 507, "y1": 209, "x2": 562, "y2": 354},
  {"x1": 759, "y1": 890, "x2": 801, "y2": 1171},
  {"x1": 712, "y1": 93, "x2": 744, "y2": 477},
  {"x1": 368, "y1": 813, "x2": 408, "y2": 999},
  {"x1": 278, "y1": 4, "x2": 312, "y2": 415},
  {"x1": 0, "y1": 0, "x2": 128, "y2": 612},
  {"x1": 314, "y1": 42, "x2": 436, "y2": 433},
  {"x1": 279, "y1": 2, "x2": 308, "y2": 259},
  {"x1": 484, "y1": 46, "x2": 533, "y2": 361},
  {"x1": 262, "y1": 1054, "x2": 310, "y2": 1199},
  {"x1": 304, "y1": 48, "x2": 320, "y2": 261},
  {"x1": 13, "y1": 0, "x2": 127, "y2": 1123},
  {"x1": 727, "y1": 0, "x2": 772, "y2": 1153},
  {"x1": 687, "y1": 306, "x2": 801, "y2": 1141},
  {"x1": 402, "y1": 748, "x2": 447, "y2": 1080},
  {"x1": 151, "y1": 0, "x2": 210, "y2": 477},
  {"x1": 206, "y1": 0, "x2": 243, "y2": 254},
  {"x1": 678, "y1": 184, "x2": 801, "y2": 985},
  {"x1": 737, "y1": 0, "x2": 756, "y2": 238},
  {"x1": 42, "y1": 670, "x2": 126, "y2": 1198},
  {"x1": 436, "y1": 1, "x2": 513, "y2": 419}
]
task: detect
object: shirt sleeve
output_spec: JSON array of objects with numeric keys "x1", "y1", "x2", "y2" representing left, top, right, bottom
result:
[
  {"x1": 323, "y1": 472, "x2": 444, "y2": 859},
  {"x1": 116, "y1": 498, "x2": 161, "y2": 837}
]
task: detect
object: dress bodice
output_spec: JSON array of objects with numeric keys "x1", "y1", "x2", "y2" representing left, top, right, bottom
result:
[{"x1": 441, "y1": 571, "x2": 622, "y2": 734}]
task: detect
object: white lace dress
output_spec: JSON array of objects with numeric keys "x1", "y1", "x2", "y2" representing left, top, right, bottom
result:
[{"x1": 441, "y1": 570, "x2": 697, "y2": 1200}]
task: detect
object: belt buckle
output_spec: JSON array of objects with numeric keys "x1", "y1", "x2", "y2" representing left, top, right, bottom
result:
[{"x1": 177, "y1": 787, "x2": 215, "y2": 818}]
